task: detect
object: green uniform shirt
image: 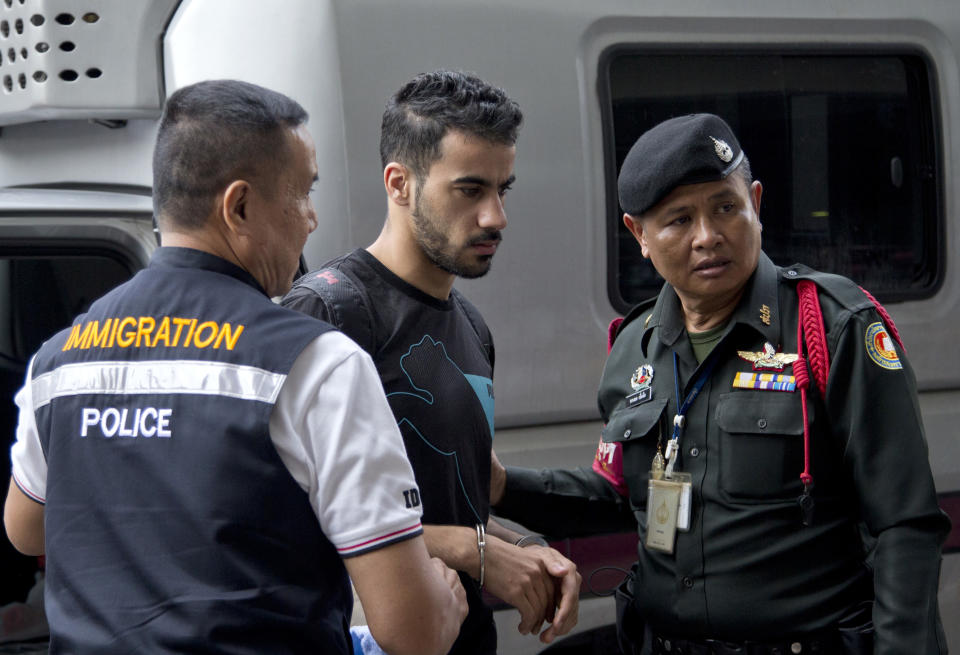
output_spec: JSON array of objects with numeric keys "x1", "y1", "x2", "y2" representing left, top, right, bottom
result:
[{"x1": 497, "y1": 252, "x2": 949, "y2": 651}]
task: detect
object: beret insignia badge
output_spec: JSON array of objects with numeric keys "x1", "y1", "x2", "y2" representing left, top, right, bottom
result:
[{"x1": 709, "y1": 136, "x2": 734, "y2": 163}]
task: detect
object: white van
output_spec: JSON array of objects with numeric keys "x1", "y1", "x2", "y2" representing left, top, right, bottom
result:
[{"x1": 0, "y1": 1, "x2": 957, "y2": 653}]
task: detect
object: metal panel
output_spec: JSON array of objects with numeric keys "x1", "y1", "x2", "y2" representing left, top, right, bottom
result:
[
  {"x1": 164, "y1": 0, "x2": 353, "y2": 266},
  {"x1": 0, "y1": 0, "x2": 179, "y2": 126}
]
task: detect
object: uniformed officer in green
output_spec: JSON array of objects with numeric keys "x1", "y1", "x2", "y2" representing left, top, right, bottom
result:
[{"x1": 490, "y1": 114, "x2": 950, "y2": 654}]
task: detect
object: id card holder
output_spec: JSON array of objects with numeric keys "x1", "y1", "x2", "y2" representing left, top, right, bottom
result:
[
  {"x1": 671, "y1": 472, "x2": 692, "y2": 532},
  {"x1": 645, "y1": 476, "x2": 681, "y2": 553}
]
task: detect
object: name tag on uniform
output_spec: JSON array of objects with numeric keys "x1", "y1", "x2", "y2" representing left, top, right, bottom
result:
[{"x1": 626, "y1": 387, "x2": 652, "y2": 406}]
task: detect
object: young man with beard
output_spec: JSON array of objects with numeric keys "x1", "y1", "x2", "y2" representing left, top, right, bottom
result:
[{"x1": 282, "y1": 70, "x2": 580, "y2": 654}]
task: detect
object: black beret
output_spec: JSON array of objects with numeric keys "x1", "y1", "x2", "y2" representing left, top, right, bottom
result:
[{"x1": 617, "y1": 113, "x2": 744, "y2": 216}]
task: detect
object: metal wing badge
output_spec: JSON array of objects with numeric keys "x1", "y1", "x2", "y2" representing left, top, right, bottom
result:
[
  {"x1": 737, "y1": 342, "x2": 799, "y2": 371},
  {"x1": 734, "y1": 342, "x2": 800, "y2": 392}
]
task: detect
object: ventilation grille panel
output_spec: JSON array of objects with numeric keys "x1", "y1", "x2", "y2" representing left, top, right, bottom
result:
[{"x1": 0, "y1": 0, "x2": 179, "y2": 126}]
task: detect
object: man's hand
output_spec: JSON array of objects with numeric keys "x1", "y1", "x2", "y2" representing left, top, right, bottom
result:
[
  {"x1": 430, "y1": 556, "x2": 469, "y2": 626},
  {"x1": 348, "y1": 536, "x2": 468, "y2": 655},
  {"x1": 527, "y1": 545, "x2": 581, "y2": 644},
  {"x1": 483, "y1": 535, "x2": 581, "y2": 643},
  {"x1": 490, "y1": 449, "x2": 507, "y2": 507}
]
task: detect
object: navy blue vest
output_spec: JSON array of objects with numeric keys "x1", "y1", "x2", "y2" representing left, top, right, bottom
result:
[{"x1": 30, "y1": 248, "x2": 348, "y2": 654}]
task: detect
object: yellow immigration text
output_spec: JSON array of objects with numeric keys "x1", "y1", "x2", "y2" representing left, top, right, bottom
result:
[{"x1": 62, "y1": 317, "x2": 244, "y2": 352}]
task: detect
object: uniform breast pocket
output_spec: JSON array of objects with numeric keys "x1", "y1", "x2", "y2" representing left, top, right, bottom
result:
[
  {"x1": 602, "y1": 397, "x2": 669, "y2": 508},
  {"x1": 715, "y1": 392, "x2": 809, "y2": 501}
]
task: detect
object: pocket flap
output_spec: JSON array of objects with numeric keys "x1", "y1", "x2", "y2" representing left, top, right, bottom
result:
[
  {"x1": 715, "y1": 392, "x2": 806, "y2": 435},
  {"x1": 602, "y1": 397, "x2": 669, "y2": 443}
]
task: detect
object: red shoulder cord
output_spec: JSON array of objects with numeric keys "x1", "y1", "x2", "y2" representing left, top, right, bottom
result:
[
  {"x1": 793, "y1": 281, "x2": 904, "y2": 496},
  {"x1": 608, "y1": 317, "x2": 624, "y2": 354},
  {"x1": 794, "y1": 280, "x2": 827, "y2": 493},
  {"x1": 858, "y1": 285, "x2": 906, "y2": 351}
]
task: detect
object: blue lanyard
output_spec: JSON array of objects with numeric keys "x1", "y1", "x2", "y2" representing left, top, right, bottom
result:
[{"x1": 665, "y1": 350, "x2": 721, "y2": 474}]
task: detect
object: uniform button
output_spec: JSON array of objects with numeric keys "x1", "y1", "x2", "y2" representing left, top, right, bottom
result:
[
  {"x1": 623, "y1": 428, "x2": 632, "y2": 439},
  {"x1": 682, "y1": 576, "x2": 693, "y2": 588},
  {"x1": 787, "y1": 270, "x2": 798, "y2": 277},
  {"x1": 757, "y1": 418, "x2": 768, "y2": 429},
  {"x1": 791, "y1": 643, "x2": 803, "y2": 654},
  {"x1": 689, "y1": 446, "x2": 700, "y2": 457}
]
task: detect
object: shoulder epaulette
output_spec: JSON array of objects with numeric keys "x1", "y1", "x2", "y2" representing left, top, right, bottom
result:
[
  {"x1": 780, "y1": 264, "x2": 874, "y2": 313},
  {"x1": 782, "y1": 264, "x2": 904, "y2": 351},
  {"x1": 612, "y1": 295, "x2": 658, "y2": 345}
]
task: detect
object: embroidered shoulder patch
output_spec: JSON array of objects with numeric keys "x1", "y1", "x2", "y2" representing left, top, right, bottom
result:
[{"x1": 865, "y1": 322, "x2": 902, "y2": 370}]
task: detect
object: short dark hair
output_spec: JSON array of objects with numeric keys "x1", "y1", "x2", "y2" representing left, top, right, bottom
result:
[
  {"x1": 733, "y1": 155, "x2": 753, "y2": 188},
  {"x1": 380, "y1": 70, "x2": 523, "y2": 180},
  {"x1": 152, "y1": 79, "x2": 309, "y2": 230}
]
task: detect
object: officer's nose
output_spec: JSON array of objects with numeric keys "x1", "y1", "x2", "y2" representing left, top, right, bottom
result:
[{"x1": 691, "y1": 213, "x2": 721, "y2": 249}]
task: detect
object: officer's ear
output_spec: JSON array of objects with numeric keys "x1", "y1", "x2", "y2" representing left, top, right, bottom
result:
[
  {"x1": 750, "y1": 180, "x2": 763, "y2": 218},
  {"x1": 623, "y1": 213, "x2": 650, "y2": 259},
  {"x1": 221, "y1": 180, "x2": 252, "y2": 236},
  {"x1": 384, "y1": 162, "x2": 412, "y2": 208}
]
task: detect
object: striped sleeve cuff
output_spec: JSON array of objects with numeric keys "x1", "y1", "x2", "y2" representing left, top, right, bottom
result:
[
  {"x1": 337, "y1": 521, "x2": 423, "y2": 558},
  {"x1": 12, "y1": 471, "x2": 45, "y2": 505}
]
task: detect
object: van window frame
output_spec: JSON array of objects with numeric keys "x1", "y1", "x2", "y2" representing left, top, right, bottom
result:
[
  {"x1": 0, "y1": 221, "x2": 150, "y2": 364},
  {"x1": 598, "y1": 44, "x2": 945, "y2": 314}
]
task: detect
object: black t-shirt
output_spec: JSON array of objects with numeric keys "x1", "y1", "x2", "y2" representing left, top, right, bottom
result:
[{"x1": 282, "y1": 249, "x2": 497, "y2": 655}]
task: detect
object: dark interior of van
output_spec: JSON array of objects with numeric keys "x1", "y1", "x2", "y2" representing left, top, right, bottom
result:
[{"x1": 1, "y1": 255, "x2": 133, "y2": 609}]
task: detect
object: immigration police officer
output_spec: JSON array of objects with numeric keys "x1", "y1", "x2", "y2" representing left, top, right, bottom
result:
[
  {"x1": 490, "y1": 114, "x2": 950, "y2": 654},
  {"x1": 3, "y1": 79, "x2": 467, "y2": 655}
]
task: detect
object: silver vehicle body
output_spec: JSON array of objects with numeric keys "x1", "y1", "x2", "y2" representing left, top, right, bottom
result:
[{"x1": 0, "y1": 1, "x2": 957, "y2": 652}]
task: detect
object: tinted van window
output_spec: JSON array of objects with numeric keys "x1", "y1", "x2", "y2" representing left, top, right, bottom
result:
[
  {"x1": 0, "y1": 252, "x2": 133, "y2": 606},
  {"x1": 603, "y1": 50, "x2": 941, "y2": 310}
]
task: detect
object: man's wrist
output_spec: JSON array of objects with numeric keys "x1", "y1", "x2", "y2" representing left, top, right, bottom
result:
[
  {"x1": 514, "y1": 534, "x2": 548, "y2": 548},
  {"x1": 490, "y1": 453, "x2": 507, "y2": 507},
  {"x1": 420, "y1": 524, "x2": 489, "y2": 578},
  {"x1": 475, "y1": 523, "x2": 486, "y2": 588}
]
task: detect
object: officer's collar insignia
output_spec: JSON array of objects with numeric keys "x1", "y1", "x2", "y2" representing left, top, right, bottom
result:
[
  {"x1": 865, "y1": 322, "x2": 903, "y2": 370},
  {"x1": 709, "y1": 136, "x2": 734, "y2": 163},
  {"x1": 737, "y1": 342, "x2": 798, "y2": 371},
  {"x1": 759, "y1": 304, "x2": 771, "y2": 325},
  {"x1": 630, "y1": 364, "x2": 654, "y2": 391}
]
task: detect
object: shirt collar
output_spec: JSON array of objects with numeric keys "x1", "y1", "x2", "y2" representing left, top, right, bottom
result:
[
  {"x1": 149, "y1": 247, "x2": 268, "y2": 297},
  {"x1": 641, "y1": 251, "x2": 781, "y2": 355}
]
